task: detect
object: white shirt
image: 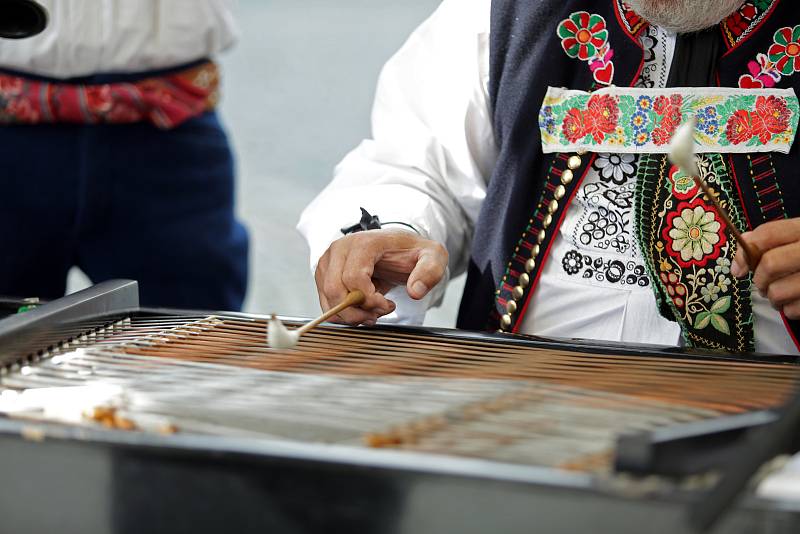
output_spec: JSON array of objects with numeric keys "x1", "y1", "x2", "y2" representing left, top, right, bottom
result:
[
  {"x1": 0, "y1": 0, "x2": 238, "y2": 78},
  {"x1": 297, "y1": 0, "x2": 799, "y2": 355}
]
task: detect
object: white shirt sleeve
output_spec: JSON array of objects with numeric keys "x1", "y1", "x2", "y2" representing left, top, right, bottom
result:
[
  {"x1": 0, "y1": 0, "x2": 238, "y2": 78},
  {"x1": 297, "y1": 0, "x2": 496, "y2": 324}
]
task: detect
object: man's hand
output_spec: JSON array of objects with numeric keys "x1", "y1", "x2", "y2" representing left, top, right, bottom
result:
[
  {"x1": 314, "y1": 229, "x2": 449, "y2": 325},
  {"x1": 732, "y1": 219, "x2": 800, "y2": 319}
]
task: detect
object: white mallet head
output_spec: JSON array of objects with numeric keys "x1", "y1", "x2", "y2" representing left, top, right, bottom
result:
[
  {"x1": 668, "y1": 116, "x2": 700, "y2": 177},
  {"x1": 267, "y1": 315, "x2": 300, "y2": 350}
]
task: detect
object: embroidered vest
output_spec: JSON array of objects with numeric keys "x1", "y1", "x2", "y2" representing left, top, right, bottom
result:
[{"x1": 456, "y1": 0, "x2": 800, "y2": 352}]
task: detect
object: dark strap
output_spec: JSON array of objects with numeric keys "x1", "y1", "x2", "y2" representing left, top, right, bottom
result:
[{"x1": 667, "y1": 29, "x2": 722, "y2": 87}]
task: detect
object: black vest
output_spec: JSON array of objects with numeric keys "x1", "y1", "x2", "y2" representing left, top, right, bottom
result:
[{"x1": 456, "y1": 0, "x2": 800, "y2": 349}]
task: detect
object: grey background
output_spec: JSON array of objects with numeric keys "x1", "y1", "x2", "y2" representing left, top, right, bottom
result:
[{"x1": 69, "y1": 0, "x2": 465, "y2": 326}]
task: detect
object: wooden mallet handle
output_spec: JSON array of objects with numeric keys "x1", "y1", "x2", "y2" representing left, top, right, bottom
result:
[{"x1": 296, "y1": 290, "x2": 367, "y2": 336}]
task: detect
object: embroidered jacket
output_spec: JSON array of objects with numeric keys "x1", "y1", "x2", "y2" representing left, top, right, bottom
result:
[{"x1": 457, "y1": 0, "x2": 800, "y2": 352}]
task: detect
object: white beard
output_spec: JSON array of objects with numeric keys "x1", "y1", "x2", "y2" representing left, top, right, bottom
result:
[{"x1": 624, "y1": 0, "x2": 746, "y2": 33}]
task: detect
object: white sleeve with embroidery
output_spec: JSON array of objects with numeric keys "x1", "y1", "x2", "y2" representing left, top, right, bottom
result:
[{"x1": 297, "y1": 0, "x2": 496, "y2": 325}]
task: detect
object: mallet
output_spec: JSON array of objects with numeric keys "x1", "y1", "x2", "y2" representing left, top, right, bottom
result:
[{"x1": 268, "y1": 290, "x2": 366, "y2": 349}]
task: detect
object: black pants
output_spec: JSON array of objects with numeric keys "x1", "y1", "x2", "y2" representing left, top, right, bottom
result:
[{"x1": 0, "y1": 111, "x2": 249, "y2": 311}]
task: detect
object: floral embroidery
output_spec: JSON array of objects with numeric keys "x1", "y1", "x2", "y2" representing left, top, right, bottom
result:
[
  {"x1": 556, "y1": 12, "x2": 615, "y2": 85},
  {"x1": 539, "y1": 105, "x2": 557, "y2": 136},
  {"x1": 725, "y1": 95, "x2": 791, "y2": 145},
  {"x1": 769, "y1": 26, "x2": 800, "y2": 75},
  {"x1": 664, "y1": 198, "x2": 727, "y2": 268},
  {"x1": 740, "y1": 25, "x2": 800, "y2": 88},
  {"x1": 594, "y1": 153, "x2": 635, "y2": 185},
  {"x1": 636, "y1": 153, "x2": 755, "y2": 352},
  {"x1": 558, "y1": 12, "x2": 608, "y2": 60},
  {"x1": 562, "y1": 249, "x2": 649, "y2": 287},
  {"x1": 668, "y1": 165, "x2": 699, "y2": 200},
  {"x1": 561, "y1": 94, "x2": 620, "y2": 143},
  {"x1": 696, "y1": 106, "x2": 720, "y2": 136},
  {"x1": 540, "y1": 87, "x2": 800, "y2": 154}
]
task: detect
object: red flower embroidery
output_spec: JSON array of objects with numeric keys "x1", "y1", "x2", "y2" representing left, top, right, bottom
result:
[
  {"x1": 651, "y1": 94, "x2": 682, "y2": 146},
  {"x1": 725, "y1": 109, "x2": 753, "y2": 145},
  {"x1": 562, "y1": 107, "x2": 585, "y2": 143},
  {"x1": 768, "y1": 26, "x2": 800, "y2": 76},
  {"x1": 663, "y1": 198, "x2": 727, "y2": 268},
  {"x1": 668, "y1": 165, "x2": 699, "y2": 200},
  {"x1": 754, "y1": 94, "x2": 790, "y2": 135},
  {"x1": 584, "y1": 94, "x2": 618, "y2": 142}
]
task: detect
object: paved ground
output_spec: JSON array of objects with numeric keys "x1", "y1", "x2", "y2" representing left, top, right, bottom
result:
[{"x1": 67, "y1": 0, "x2": 464, "y2": 325}]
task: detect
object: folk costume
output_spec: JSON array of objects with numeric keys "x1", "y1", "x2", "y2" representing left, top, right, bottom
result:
[
  {"x1": 299, "y1": 0, "x2": 800, "y2": 354},
  {"x1": 0, "y1": 0, "x2": 249, "y2": 311}
]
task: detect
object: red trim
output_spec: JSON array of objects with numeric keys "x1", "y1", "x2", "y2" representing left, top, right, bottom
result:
[
  {"x1": 720, "y1": 0, "x2": 782, "y2": 59},
  {"x1": 629, "y1": 52, "x2": 646, "y2": 88},
  {"x1": 728, "y1": 154, "x2": 754, "y2": 230},
  {"x1": 780, "y1": 311, "x2": 800, "y2": 352},
  {"x1": 511, "y1": 153, "x2": 598, "y2": 333},
  {"x1": 752, "y1": 169, "x2": 775, "y2": 181},
  {"x1": 612, "y1": 0, "x2": 648, "y2": 45},
  {"x1": 756, "y1": 184, "x2": 779, "y2": 196}
]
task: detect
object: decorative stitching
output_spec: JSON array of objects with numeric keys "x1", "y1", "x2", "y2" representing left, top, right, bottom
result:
[
  {"x1": 721, "y1": 0, "x2": 779, "y2": 50},
  {"x1": 747, "y1": 153, "x2": 788, "y2": 222},
  {"x1": 540, "y1": 87, "x2": 800, "y2": 154}
]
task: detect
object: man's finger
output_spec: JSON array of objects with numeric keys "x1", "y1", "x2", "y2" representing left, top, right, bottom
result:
[
  {"x1": 784, "y1": 300, "x2": 800, "y2": 321},
  {"x1": 765, "y1": 271, "x2": 800, "y2": 309},
  {"x1": 406, "y1": 243, "x2": 448, "y2": 300},
  {"x1": 320, "y1": 241, "x2": 349, "y2": 311},
  {"x1": 752, "y1": 241, "x2": 800, "y2": 293},
  {"x1": 746, "y1": 219, "x2": 800, "y2": 254},
  {"x1": 732, "y1": 242, "x2": 748, "y2": 278},
  {"x1": 343, "y1": 245, "x2": 395, "y2": 312}
]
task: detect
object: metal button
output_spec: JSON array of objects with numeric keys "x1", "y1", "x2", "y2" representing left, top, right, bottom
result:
[
  {"x1": 543, "y1": 214, "x2": 553, "y2": 228},
  {"x1": 568, "y1": 155, "x2": 582, "y2": 170},
  {"x1": 512, "y1": 286, "x2": 524, "y2": 300},
  {"x1": 501, "y1": 314, "x2": 512, "y2": 328},
  {"x1": 561, "y1": 169, "x2": 574, "y2": 185},
  {"x1": 554, "y1": 185, "x2": 566, "y2": 200},
  {"x1": 525, "y1": 258, "x2": 536, "y2": 273},
  {"x1": 548, "y1": 199, "x2": 559, "y2": 214},
  {"x1": 506, "y1": 300, "x2": 517, "y2": 314},
  {"x1": 519, "y1": 273, "x2": 530, "y2": 288},
  {"x1": 532, "y1": 244, "x2": 540, "y2": 257},
  {"x1": 537, "y1": 230, "x2": 546, "y2": 244},
  {"x1": 577, "y1": 148, "x2": 587, "y2": 155}
]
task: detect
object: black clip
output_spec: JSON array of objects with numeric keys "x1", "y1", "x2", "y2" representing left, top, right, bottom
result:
[{"x1": 341, "y1": 207, "x2": 382, "y2": 235}]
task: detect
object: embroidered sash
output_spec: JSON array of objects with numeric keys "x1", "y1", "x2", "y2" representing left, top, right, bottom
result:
[
  {"x1": 0, "y1": 61, "x2": 220, "y2": 130},
  {"x1": 635, "y1": 153, "x2": 755, "y2": 352},
  {"x1": 539, "y1": 86, "x2": 799, "y2": 154}
]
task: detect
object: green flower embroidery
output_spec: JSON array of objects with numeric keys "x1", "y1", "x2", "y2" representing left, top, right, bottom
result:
[
  {"x1": 768, "y1": 25, "x2": 800, "y2": 76},
  {"x1": 557, "y1": 12, "x2": 608, "y2": 61}
]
